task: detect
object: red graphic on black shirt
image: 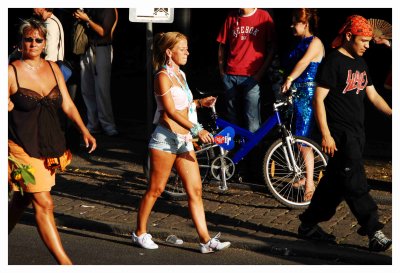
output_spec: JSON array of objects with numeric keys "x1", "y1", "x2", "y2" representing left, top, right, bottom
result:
[{"x1": 342, "y1": 70, "x2": 368, "y2": 94}]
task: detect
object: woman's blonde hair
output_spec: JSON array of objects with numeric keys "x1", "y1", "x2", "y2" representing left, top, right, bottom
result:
[
  {"x1": 19, "y1": 18, "x2": 47, "y2": 40},
  {"x1": 153, "y1": 32, "x2": 188, "y2": 71}
]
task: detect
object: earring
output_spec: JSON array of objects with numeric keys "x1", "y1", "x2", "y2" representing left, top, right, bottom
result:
[
  {"x1": 166, "y1": 55, "x2": 174, "y2": 76},
  {"x1": 168, "y1": 55, "x2": 172, "y2": 67}
]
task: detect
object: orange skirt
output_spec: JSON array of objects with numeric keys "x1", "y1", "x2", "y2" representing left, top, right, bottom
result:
[{"x1": 8, "y1": 140, "x2": 56, "y2": 193}]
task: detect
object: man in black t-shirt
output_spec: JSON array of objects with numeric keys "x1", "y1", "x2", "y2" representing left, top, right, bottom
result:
[{"x1": 297, "y1": 15, "x2": 392, "y2": 252}]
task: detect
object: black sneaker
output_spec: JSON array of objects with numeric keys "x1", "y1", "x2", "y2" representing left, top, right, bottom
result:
[
  {"x1": 369, "y1": 230, "x2": 392, "y2": 252},
  {"x1": 298, "y1": 224, "x2": 336, "y2": 243}
]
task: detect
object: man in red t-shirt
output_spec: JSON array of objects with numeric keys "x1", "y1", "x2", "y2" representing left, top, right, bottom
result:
[{"x1": 217, "y1": 8, "x2": 276, "y2": 132}]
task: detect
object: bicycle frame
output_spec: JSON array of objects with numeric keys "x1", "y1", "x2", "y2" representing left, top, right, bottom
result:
[
  {"x1": 207, "y1": 98, "x2": 303, "y2": 190},
  {"x1": 212, "y1": 104, "x2": 284, "y2": 164}
]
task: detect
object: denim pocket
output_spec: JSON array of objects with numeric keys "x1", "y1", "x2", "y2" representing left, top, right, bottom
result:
[
  {"x1": 151, "y1": 131, "x2": 174, "y2": 146},
  {"x1": 243, "y1": 76, "x2": 258, "y2": 90}
]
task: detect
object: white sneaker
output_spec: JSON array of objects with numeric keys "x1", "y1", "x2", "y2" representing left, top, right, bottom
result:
[
  {"x1": 199, "y1": 232, "x2": 231, "y2": 254},
  {"x1": 132, "y1": 232, "x2": 159, "y2": 249},
  {"x1": 369, "y1": 230, "x2": 392, "y2": 252}
]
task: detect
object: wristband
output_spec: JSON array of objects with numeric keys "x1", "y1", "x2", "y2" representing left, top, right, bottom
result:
[
  {"x1": 287, "y1": 76, "x2": 294, "y2": 82},
  {"x1": 190, "y1": 123, "x2": 204, "y2": 137}
]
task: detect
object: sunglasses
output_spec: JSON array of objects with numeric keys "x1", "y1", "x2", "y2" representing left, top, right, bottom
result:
[{"x1": 23, "y1": 37, "x2": 44, "y2": 43}]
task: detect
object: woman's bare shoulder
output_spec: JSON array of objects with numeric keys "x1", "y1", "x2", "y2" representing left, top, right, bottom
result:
[
  {"x1": 8, "y1": 61, "x2": 19, "y2": 80},
  {"x1": 8, "y1": 59, "x2": 21, "y2": 70},
  {"x1": 311, "y1": 36, "x2": 324, "y2": 47},
  {"x1": 155, "y1": 70, "x2": 173, "y2": 94}
]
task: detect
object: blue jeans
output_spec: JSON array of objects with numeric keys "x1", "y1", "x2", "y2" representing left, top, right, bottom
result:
[
  {"x1": 80, "y1": 45, "x2": 117, "y2": 134},
  {"x1": 222, "y1": 74, "x2": 261, "y2": 132}
]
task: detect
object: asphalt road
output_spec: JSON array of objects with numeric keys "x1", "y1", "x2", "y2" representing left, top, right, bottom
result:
[{"x1": 8, "y1": 223, "x2": 345, "y2": 265}]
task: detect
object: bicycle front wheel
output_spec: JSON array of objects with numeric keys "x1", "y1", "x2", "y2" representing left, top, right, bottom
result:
[{"x1": 263, "y1": 136, "x2": 328, "y2": 209}]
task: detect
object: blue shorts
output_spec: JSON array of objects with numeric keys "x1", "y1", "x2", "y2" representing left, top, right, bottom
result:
[{"x1": 148, "y1": 125, "x2": 194, "y2": 154}]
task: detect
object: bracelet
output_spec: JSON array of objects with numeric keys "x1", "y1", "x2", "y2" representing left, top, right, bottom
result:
[
  {"x1": 190, "y1": 123, "x2": 204, "y2": 137},
  {"x1": 287, "y1": 76, "x2": 294, "y2": 82}
]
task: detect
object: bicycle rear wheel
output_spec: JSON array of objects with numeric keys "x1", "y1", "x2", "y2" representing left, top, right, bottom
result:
[{"x1": 263, "y1": 136, "x2": 328, "y2": 209}]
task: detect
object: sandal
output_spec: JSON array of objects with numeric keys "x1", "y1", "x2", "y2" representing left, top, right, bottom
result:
[{"x1": 303, "y1": 190, "x2": 314, "y2": 202}]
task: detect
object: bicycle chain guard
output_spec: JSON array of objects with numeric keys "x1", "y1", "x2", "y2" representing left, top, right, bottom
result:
[{"x1": 210, "y1": 155, "x2": 235, "y2": 181}]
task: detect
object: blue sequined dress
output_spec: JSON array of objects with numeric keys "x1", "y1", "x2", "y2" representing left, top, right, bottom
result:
[{"x1": 287, "y1": 36, "x2": 321, "y2": 137}]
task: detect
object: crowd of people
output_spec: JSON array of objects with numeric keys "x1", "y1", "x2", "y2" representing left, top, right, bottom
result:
[{"x1": 8, "y1": 8, "x2": 392, "y2": 264}]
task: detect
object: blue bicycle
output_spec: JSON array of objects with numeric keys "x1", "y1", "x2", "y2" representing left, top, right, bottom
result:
[{"x1": 145, "y1": 90, "x2": 327, "y2": 208}]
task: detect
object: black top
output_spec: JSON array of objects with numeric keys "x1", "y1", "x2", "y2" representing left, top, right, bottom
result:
[
  {"x1": 87, "y1": 8, "x2": 115, "y2": 46},
  {"x1": 317, "y1": 50, "x2": 373, "y2": 138},
  {"x1": 8, "y1": 61, "x2": 66, "y2": 158}
]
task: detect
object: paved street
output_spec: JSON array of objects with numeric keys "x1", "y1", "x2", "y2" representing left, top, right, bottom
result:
[
  {"x1": 12, "y1": 223, "x2": 339, "y2": 265},
  {"x1": 13, "y1": 121, "x2": 392, "y2": 265}
]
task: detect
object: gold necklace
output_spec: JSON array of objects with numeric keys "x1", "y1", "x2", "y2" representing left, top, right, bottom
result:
[{"x1": 21, "y1": 59, "x2": 43, "y2": 71}]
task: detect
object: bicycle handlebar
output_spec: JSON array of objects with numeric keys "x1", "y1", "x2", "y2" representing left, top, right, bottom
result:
[{"x1": 273, "y1": 88, "x2": 297, "y2": 111}]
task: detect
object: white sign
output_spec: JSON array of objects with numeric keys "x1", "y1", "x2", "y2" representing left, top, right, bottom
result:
[{"x1": 129, "y1": 8, "x2": 174, "y2": 23}]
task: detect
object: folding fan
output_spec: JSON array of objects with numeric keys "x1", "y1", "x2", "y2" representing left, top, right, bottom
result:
[{"x1": 368, "y1": 18, "x2": 392, "y2": 40}]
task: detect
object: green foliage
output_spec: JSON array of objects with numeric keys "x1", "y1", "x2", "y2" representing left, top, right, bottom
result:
[{"x1": 8, "y1": 156, "x2": 36, "y2": 195}]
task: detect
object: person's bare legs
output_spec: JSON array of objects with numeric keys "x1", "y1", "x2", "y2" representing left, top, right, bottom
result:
[
  {"x1": 300, "y1": 146, "x2": 315, "y2": 201},
  {"x1": 9, "y1": 191, "x2": 32, "y2": 234},
  {"x1": 31, "y1": 191, "x2": 72, "y2": 265},
  {"x1": 135, "y1": 149, "x2": 176, "y2": 236},
  {"x1": 175, "y1": 151, "x2": 211, "y2": 244}
]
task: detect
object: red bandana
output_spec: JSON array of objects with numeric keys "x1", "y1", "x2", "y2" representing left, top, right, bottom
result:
[{"x1": 331, "y1": 15, "x2": 373, "y2": 48}]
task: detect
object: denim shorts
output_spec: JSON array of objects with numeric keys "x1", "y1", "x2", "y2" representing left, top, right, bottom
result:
[{"x1": 148, "y1": 125, "x2": 194, "y2": 154}]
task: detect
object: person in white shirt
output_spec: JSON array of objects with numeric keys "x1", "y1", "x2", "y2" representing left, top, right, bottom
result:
[{"x1": 33, "y1": 8, "x2": 64, "y2": 61}]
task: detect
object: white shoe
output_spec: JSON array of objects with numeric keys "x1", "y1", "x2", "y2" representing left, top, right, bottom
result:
[
  {"x1": 132, "y1": 232, "x2": 159, "y2": 249},
  {"x1": 369, "y1": 230, "x2": 392, "y2": 252},
  {"x1": 199, "y1": 232, "x2": 231, "y2": 254}
]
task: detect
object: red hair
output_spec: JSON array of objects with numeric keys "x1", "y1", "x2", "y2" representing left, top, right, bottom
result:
[{"x1": 292, "y1": 8, "x2": 319, "y2": 35}]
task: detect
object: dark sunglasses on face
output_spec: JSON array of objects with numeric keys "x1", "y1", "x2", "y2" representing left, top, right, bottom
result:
[{"x1": 23, "y1": 37, "x2": 44, "y2": 43}]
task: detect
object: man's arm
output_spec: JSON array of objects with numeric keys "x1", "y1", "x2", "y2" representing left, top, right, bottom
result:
[
  {"x1": 365, "y1": 85, "x2": 392, "y2": 117},
  {"x1": 253, "y1": 39, "x2": 275, "y2": 82},
  {"x1": 45, "y1": 20, "x2": 59, "y2": 61},
  {"x1": 74, "y1": 10, "x2": 108, "y2": 37},
  {"x1": 313, "y1": 86, "x2": 337, "y2": 157}
]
